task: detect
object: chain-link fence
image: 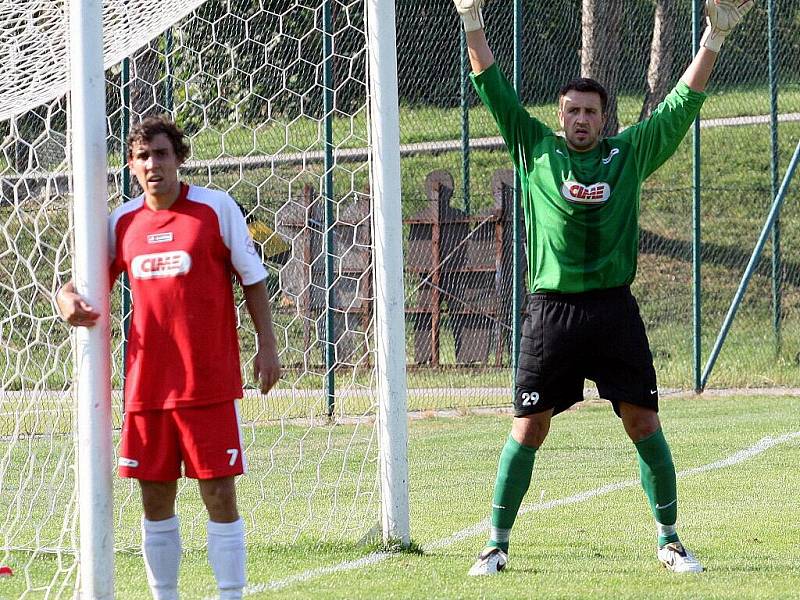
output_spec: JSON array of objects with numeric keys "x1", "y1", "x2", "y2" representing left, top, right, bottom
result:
[{"x1": 395, "y1": 0, "x2": 800, "y2": 400}]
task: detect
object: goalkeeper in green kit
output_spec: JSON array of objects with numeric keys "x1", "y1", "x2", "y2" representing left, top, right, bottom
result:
[{"x1": 452, "y1": 0, "x2": 755, "y2": 576}]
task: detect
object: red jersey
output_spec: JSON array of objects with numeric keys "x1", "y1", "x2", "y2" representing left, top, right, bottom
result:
[{"x1": 109, "y1": 183, "x2": 267, "y2": 412}]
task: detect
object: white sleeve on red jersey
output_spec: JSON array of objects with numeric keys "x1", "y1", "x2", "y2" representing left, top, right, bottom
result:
[
  {"x1": 107, "y1": 195, "x2": 145, "y2": 279},
  {"x1": 189, "y1": 185, "x2": 268, "y2": 286}
]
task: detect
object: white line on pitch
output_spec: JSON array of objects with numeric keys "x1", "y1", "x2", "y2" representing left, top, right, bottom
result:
[
  {"x1": 241, "y1": 552, "x2": 393, "y2": 595},
  {"x1": 237, "y1": 431, "x2": 800, "y2": 596}
]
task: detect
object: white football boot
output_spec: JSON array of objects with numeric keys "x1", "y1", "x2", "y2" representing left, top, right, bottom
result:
[
  {"x1": 468, "y1": 546, "x2": 508, "y2": 576},
  {"x1": 657, "y1": 542, "x2": 704, "y2": 573}
]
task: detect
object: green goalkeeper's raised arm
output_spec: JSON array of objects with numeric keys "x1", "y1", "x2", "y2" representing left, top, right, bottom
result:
[
  {"x1": 452, "y1": 0, "x2": 550, "y2": 184},
  {"x1": 681, "y1": 0, "x2": 755, "y2": 92},
  {"x1": 452, "y1": 0, "x2": 494, "y2": 73}
]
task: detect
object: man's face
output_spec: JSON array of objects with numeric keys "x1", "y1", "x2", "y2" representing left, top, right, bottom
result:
[
  {"x1": 127, "y1": 133, "x2": 182, "y2": 199},
  {"x1": 558, "y1": 90, "x2": 606, "y2": 152}
]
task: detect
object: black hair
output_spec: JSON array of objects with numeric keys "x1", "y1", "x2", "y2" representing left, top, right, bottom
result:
[
  {"x1": 127, "y1": 115, "x2": 191, "y2": 162},
  {"x1": 558, "y1": 78, "x2": 609, "y2": 115}
]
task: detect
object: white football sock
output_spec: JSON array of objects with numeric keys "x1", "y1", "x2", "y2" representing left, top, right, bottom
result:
[
  {"x1": 207, "y1": 518, "x2": 246, "y2": 599},
  {"x1": 142, "y1": 515, "x2": 181, "y2": 600}
]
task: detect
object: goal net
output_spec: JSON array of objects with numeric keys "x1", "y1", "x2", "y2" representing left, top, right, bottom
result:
[{"x1": 1, "y1": 0, "x2": 395, "y2": 595}]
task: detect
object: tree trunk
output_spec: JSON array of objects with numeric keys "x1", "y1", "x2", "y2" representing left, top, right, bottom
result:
[
  {"x1": 640, "y1": 0, "x2": 678, "y2": 121},
  {"x1": 581, "y1": 0, "x2": 622, "y2": 137}
]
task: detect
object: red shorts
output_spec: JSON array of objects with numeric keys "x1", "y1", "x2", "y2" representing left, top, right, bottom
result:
[{"x1": 119, "y1": 400, "x2": 246, "y2": 481}]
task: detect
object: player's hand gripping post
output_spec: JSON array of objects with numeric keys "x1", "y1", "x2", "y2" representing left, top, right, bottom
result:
[
  {"x1": 55, "y1": 281, "x2": 101, "y2": 328},
  {"x1": 700, "y1": 0, "x2": 756, "y2": 53},
  {"x1": 453, "y1": 0, "x2": 485, "y2": 32}
]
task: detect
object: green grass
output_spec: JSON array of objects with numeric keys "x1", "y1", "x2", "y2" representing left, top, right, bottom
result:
[
  {"x1": 176, "y1": 84, "x2": 800, "y2": 160},
  {"x1": 92, "y1": 83, "x2": 800, "y2": 167},
  {"x1": 3, "y1": 394, "x2": 799, "y2": 598}
]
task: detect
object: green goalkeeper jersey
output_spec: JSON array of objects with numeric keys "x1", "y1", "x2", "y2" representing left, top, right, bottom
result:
[{"x1": 471, "y1": 64, "x2": 706, "y2": 293}]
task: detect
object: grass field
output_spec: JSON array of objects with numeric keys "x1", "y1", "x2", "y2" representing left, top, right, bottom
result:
[
  {"x1": 178, "y1": 84, "x2": 800, "y2": 159},
  {"x1": 3, "y1": 393, "x2": 799, "y2": 598}
]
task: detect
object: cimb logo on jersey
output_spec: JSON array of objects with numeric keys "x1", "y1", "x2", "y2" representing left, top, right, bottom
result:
[
  {"x1": 561, "y1": 181, "x2": 611, "y2": 205},
  {"x1": 132, "y1": 251, "x2": 192, "y2": 279}
]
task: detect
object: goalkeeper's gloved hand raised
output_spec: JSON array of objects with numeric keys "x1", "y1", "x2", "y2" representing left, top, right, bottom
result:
[
  {"x1": 701, "y1": 0, "x2": 755, "y2": 52},
  {"x1": 453, "y1": 0, "x2": 485, "y2": 32}
]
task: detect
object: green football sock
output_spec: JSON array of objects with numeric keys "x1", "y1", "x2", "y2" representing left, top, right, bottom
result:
[
  {"x1": 634, "y1": 428, "x2": 680, "y2": 547},
  {"x1": 488, "y1": 435, "x2": 537, "y2": 553}
]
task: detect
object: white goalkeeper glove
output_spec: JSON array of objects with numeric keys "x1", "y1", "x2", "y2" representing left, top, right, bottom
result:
[
  {"x1": 453, "y1": 0, "x2": 485, "y2": 33},
  {"x1": 700, "y1": 0, "x2": 755, "y2": 53}
]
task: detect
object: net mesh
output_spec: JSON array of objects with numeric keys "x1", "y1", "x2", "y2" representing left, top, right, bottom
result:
[
  {"x1": 1, "y1": 0, "x2": 799, "y2": 596},
  {"x1": 2, "y1": 0, "x2": 380, "y2": 595},
  {"x1": 0, "y1": 0, "x2": 209, "y2": 122}
]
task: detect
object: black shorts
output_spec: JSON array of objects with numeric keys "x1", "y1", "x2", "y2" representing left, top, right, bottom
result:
[{"x1": 514, "y1": 285, "x2": 658, "y2": 418}]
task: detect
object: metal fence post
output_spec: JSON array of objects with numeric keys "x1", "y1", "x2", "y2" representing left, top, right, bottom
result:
[
  {"x1": 692, "y1": 0, "x2": 702, "y2": 393},
  {"x1": 512, "y1": 0, "x2": 523, "y2": 384},
  {"x1": 461, "y1": 28, "x2": 471, "y2": 216},
  {"x1": 323, "y1": 0, "x2": 336, "y2": 416},
  {"x1": 768, "y1": 0, "x2": 781, "y2": 354},
  {"x1": 121, "y1": 59, "x2": 131, "y2": 388}
]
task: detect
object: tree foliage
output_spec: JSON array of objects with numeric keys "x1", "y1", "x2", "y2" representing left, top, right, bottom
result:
[{"x1": 66, "y1": 0, "x2": 800, "y2": 135}]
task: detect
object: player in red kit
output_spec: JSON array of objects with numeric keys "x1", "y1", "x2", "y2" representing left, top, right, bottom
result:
[{"x1": 56, "y1": 116, "x2": 281, "y2": 600}]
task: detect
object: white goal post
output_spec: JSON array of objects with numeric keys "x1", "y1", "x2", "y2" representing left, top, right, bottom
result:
[
  {"x1": 366, "y1": 0, "x2": 410, "y2": 546},
  {"x1": 70, "y1": 0, "x2": 115, "y2": 596}
]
